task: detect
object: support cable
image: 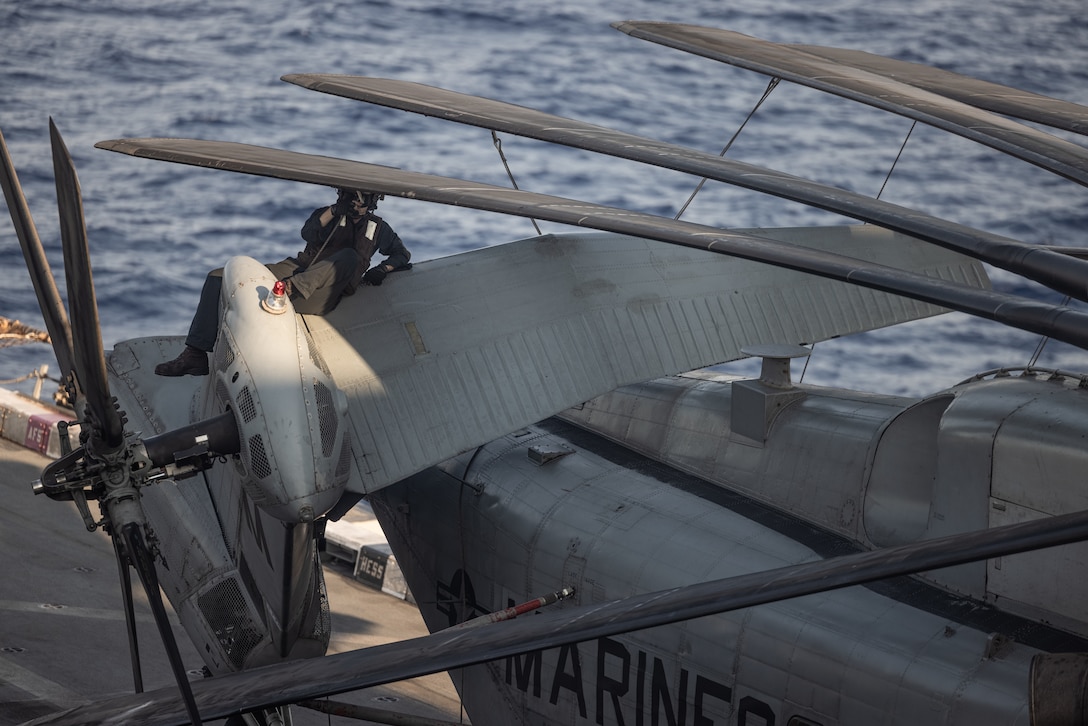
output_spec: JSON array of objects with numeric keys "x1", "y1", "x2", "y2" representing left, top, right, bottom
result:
[
  {"x1": 1028, "y1": 295, "x2": 1071, "y2": 367},
  {"x1": 798, "y1": 348, "x2": 813, "y2": 384},
  {"x1": 876, "y1": 121, "x2": 917, "y2": 201},
  {"x1": 675, "y1": 77, "x2": 780, "y2": 220},
  {"x1": 802, "y1": 120, "x2": 918, "y2": 384},
  {"x1": 492, "y1": 131, "x2": 542, "y2": 235}
]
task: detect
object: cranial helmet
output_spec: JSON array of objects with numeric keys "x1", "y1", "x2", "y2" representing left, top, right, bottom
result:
[{"x1": 337, "y1": 188, "x2": 384, "y2": 211}]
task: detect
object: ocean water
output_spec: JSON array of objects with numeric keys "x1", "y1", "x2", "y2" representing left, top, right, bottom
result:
[{"x1": 1, "y1": 0, "x2": 1087, "y2": 399}]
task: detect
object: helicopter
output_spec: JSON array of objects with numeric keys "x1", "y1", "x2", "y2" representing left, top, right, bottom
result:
[{"x1": 5, "y1": 19, "x2": 1088, "y2": 726}]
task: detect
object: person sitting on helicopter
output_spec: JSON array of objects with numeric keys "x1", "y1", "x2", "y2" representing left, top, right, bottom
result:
[{"x1": 155, "y1": 188, "x2": 411, "y2": 377}]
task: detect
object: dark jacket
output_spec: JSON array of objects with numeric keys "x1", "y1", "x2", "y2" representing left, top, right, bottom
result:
[{"x1": 299, "y1": 206, "x2": 411, "y2": 291}]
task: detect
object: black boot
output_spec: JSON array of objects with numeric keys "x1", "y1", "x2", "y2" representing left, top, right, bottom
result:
[{"x1": 155, "y1": 345, "x2": 209, "y2": 376}]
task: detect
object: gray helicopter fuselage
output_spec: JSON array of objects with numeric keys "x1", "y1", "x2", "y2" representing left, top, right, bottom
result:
[
  {"x1": 371, "y1": 370, "x2": 1088, "y2": 726},
  {"x1": 560, "y1": 369, "x2": 1088, "y2": 636}
]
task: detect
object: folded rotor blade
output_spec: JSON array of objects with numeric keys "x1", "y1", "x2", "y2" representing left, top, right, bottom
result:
[
  {"x1": 613, "y1": 22, "x2": 1088, "y2": 187},
  {"x1": 280, "y1": 74, "x2": 1088, "y2": 304},
  {"x1": 790, "y1": 43, "x2": 1088, "y2": 136},
  {"x1": 119, "y1": 522, "x2": 203, "y2": 726},
  {"x1": 35, "y1": 507, "x2": 1088, "y2": 726},
  {"x1": 50, "y1": 119, "x2": 124, "y2": 448},
  {"x1": 111, "y1": 535, "x2": 144, "y2": 694},
  {"x1": 0, "y1": 127, "x2": 77, "y2": 382},
  {"x1": 95, "y1": 136, "x2": 1088, "y2": 349}
]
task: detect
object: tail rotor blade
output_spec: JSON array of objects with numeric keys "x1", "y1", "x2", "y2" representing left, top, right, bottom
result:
[
  {"x1": 49, "y1": 119, "x2": 124, "y2": 447},
  {"x1": 120, "y1": 522, "x2": 203, "y2": 726},
  {"x1": 111, "y1": 535, "x2": 144, "y2": 694},
  {"x1": 0, "y1": 127, "x2": 77, "y2": 383}
]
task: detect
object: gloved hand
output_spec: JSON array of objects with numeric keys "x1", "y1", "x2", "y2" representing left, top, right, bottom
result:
[
  {"x1": 331, "y1": 189, "x2": 354, "y2": 217},
  {"x1": 363, "y1": 265, "x2": 388, "y2": 286}
]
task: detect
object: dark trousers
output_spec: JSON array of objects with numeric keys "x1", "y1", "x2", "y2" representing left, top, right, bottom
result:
[{"x1": 186, "y1": 249, "x2": 359, "y2": 351}]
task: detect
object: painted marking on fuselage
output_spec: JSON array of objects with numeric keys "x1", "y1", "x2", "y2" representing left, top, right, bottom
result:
[
  {"x1": 437, "y1": 570, "x2": 779, "y2": 725},
  {"x1": 504, "y1": 637, "x2": 756, "y2": 726},
  {"x1": 436, "y1": 568, "x2": 490, "y2": 627}
]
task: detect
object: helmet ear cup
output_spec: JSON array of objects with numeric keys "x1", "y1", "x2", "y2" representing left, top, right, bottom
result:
[{"x1": 357, "y1": 191, "x2": 384, "y2": 211}]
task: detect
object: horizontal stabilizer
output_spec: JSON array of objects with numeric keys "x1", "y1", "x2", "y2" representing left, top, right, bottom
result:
[
  {"x1": 613, "y1": 22, "x2": 1088, "y2": 186},
  {"x1": 280, "y1": 73, "x2": 1088, "y2": 302},
  {"x1": 304, "y1": 228, "x2": 984, "y2": 493}
]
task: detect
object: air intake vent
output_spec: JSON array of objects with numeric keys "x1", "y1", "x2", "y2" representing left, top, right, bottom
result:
[
  {"x1": 247, "y1": 434, "x2": 271, "y2": 481},
  {"x1": 197, "y1": 578, "x2": 263, "y2": 670},
  {"x1": 315, "y1": 381, "x2": 338, "y2": 457},
  {"x1": 215, "y1": 340, "x2": 235, "y2": 371},
  {"x1": 237, "y1": 385, "x2": 257, "y2": 424},
  {"x1": 304, "y1": 564, "x2": 332, "y2": 644}
]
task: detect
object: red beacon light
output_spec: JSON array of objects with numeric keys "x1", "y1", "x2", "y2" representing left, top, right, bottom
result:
[{"x1": 261, "y1": 279, "x2": 290, "y2": 315}]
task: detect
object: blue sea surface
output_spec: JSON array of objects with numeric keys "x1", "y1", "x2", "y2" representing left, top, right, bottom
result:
[{"x1": 1, "y1": 0, "x2": 1087, "y2": 397}]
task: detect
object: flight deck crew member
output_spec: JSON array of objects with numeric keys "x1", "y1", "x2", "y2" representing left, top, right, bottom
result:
[{"x1": 155, "y1": 188, "x2": 411, "y2": 377}]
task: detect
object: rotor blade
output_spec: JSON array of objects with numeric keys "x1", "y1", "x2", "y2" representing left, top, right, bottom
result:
[
  {"x1": 50, "y1": 119, "x2": 124, "y2": 448},
  {"x1": 119, "y1": 522, "x2": 203, "y2": 726},
  {"x1": 0, "y1": 126, "x2": 77, "y2": 382},
  {"x1": 612, "y1": 22, "x2": 1088, "y2": 187},
  {"x1": 111, "y1": 535, "x2": 144, "y2": 694},
  {"x1": 35, "y1": 507, "x2": 1088, "y2": 726},
  {"x1": 280, "y1": 74, "x2": 1088, "y2": 304},
  {"x1": 95, "y1": 136, "x2": 1088, "y2": 349},
  {"x1": 790, "y1": 43, "x2": 1088, "y2": 136},
  {"x1": 1044, "y1": 246, "x2": 1088, "y2": 260}
]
